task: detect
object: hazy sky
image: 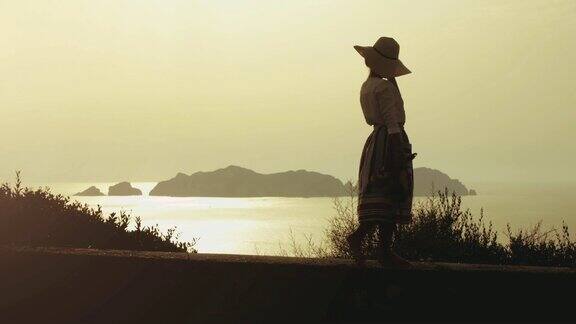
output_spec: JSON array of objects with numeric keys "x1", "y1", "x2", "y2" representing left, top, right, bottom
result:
[{"x1": 1, "y1": 0, "x2": 575, "y2": 183}]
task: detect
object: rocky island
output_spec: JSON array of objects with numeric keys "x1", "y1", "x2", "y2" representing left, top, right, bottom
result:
[
  {"x1": 108, "y1": 182, "x2": 142, "y2": 196},
  {"x1": 74, "y1": 186, "x2": 105, "y2": 196},
  {"x1": 150, "y1": 165, "x2": 347, "y2": 197},
  {"x1": 413, "y1": 167, "x2": 474, "y2": 196},
  {"x1": 150, "y1": 165, "x2": 475, "y2": 198}
]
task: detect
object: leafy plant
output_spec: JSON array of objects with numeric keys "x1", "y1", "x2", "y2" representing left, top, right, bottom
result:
[
  {"x1": 297, "y1": 184, "x2": 575, "y2": 267},
  {"x1": 0, "y1": 172, "x2": 196, "y2": 252}
]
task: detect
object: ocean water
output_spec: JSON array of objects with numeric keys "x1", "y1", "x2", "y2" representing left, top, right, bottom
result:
[{"x1": 24, "y1": 181, "x2": 576, "y2": 256}]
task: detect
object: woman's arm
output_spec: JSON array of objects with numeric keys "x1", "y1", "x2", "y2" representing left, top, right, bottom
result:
[
  {"x1": 376, "y1": 83, "x2": 402, "y2": 134},
  {"x1": 375, "y1": 81, "x2": 406, "y2": 171},
  {"x1": 386, "y1": 133, "x2": 407, "y2": 172}
]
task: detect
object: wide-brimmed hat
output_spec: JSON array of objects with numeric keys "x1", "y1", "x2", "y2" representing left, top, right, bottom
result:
[{"x1": 354, "y1": 37, "x2": 411, "y2": 77}]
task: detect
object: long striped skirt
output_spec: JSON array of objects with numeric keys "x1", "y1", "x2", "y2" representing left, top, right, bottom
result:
[{"x1": 357, "y1": 125, "x2": 414, "y2": 224}]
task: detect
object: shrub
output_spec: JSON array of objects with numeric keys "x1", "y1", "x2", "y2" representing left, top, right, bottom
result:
[
  {"x1": 393, "y1": 189, "x2": 507, "y2": 264},
  {"x1": 0, "y1": 172, "x2": 195, "y2": 252},
  {"x1": 507, "y1": 221, "x2": 575, "y2": 267},
  {"x1": 324, "y1": 185, "x2": 575, "y2": 267}
]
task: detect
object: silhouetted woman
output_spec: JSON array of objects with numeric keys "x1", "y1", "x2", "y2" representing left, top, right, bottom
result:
[{"x1": 348, "y1": 37, "x2": 415, "y2": 267}]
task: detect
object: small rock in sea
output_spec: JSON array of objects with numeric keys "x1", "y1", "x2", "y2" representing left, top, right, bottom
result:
[
  {"x1": 108, "y1": 182, "x2": 142, "y2": 196},
  {"x1": 75, "y1": 186, "x2": 105, "y2": 196}
]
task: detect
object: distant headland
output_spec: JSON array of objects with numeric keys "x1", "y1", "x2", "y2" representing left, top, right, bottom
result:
[
  {"x1": 72, "y1": 166, "x2": 474, "y2": 197},
  {"x1": 148, "y1": 165, "x2": 475, "y2": 198},
  {"x1": 413, "y1": 167, "x2": 473, "y2": 196},
  {"x1": 149, "y1": 165, "x2": 345, "y2": 197}
]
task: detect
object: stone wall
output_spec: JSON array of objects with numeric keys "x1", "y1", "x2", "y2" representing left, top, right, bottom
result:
[{"x1": 1, "y1": 246, "x2": 574, "y2": 323}]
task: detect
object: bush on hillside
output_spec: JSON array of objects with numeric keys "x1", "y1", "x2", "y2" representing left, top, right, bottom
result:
[
  {"x1": 324, "y1": 186, "x2": 575, "y2": 267},
  {"x1": 0, "y1": 172, "x2": 195, "y2": 252}
]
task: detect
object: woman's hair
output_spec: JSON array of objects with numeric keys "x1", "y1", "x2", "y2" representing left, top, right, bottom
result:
[
  {"x1": 368, "y1": 68, "x2": 402, "y2": 96},
  {"x1": 368, "y1": 69, "x2": 402, "y2": 98},
  {"x1": 368, "y1": 69, "x2": 380, "y2": 78}
]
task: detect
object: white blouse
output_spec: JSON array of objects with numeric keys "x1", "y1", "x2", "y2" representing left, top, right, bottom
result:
[{"x1": 359, "y1": 77, "x2": 405, "y2": 134}]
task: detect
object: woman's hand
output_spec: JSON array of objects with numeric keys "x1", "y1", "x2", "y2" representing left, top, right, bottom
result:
[
  {"x1": 383, "y1": 132, "x2": 413, "y2": 201},
  {"x1": 385, "y1": 132, "x2": 407, "y2": 172}
]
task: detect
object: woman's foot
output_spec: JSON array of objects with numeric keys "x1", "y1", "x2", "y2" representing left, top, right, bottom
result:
[
  {"x1": 346, "y1": 234, "x2": 365, "y2": 266},
  {"x1": 377, "y1": 249, "x2": 412, "y2": 268}
]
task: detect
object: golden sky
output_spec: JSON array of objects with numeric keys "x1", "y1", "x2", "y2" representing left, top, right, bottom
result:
[{"x1": 1, "y1": 0, "x2": 575, "y2": 183}]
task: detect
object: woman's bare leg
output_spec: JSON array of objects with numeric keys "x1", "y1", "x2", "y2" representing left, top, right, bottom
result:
[
  {"x1": 347, "y1": 222, "x2": 376, "y2": 265},
  {"x1": 377, "y1": 223, "x2": 412, "y2": 268}
]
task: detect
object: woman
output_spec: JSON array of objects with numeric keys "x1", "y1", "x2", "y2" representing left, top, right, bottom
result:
[{"x1": 348, "y1": 37, "x2": 415, "y2": 267}]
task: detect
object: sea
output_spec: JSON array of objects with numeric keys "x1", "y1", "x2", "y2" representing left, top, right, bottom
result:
[{"x1": 24, "y1": 181, "x2": 576, "y2": 256}]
